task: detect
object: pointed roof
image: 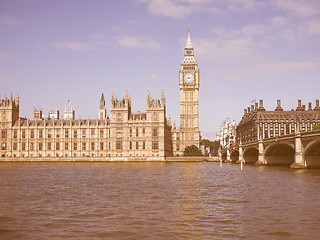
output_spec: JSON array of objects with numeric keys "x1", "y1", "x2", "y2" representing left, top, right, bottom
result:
[{"x1": 185, "y1": 25, "x2": 193, "y2": 49}]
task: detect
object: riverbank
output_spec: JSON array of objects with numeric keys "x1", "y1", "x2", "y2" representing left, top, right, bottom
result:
[{"x1": 0, "y1": 156, "x2": 220, "y2": 162}]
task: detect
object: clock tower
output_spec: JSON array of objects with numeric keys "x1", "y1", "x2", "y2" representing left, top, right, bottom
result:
[{"x1": 179, "y1": 26, "x2": 200, "y2": 151}]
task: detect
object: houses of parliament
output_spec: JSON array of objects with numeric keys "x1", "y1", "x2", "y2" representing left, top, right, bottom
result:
[{"x1": 0, "y1": 28, "x2": 200, "y2": 160}]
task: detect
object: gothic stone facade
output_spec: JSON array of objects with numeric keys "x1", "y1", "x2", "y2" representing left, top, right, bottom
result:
[{"x1": 0, "y1": 92, "x2": 172, "y2": 159}]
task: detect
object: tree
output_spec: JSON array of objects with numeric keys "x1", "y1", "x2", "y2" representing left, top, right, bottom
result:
[
  {"x1": 313, "y1": 124, "x2": 320, "y2": 130},
  {"x1": 183, "y1": 145, "x2": 203, "y2": 156},
  {"x1": 200, "y1": 139, "x2": 220, "y2": 156}
]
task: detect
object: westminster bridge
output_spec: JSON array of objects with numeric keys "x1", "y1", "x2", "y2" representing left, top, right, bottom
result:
[{"x1": 220, "y1": 129, "x2": 320, "y2": 168}]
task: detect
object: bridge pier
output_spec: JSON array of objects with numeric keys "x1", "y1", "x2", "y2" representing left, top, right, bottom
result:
[
  {"x1": 255, "y1": 140, "x2": 265, "y2": 166},
  {"x1": 236, "y1": 144, "x2": 243, "y2": 164},
  {"x1": 290, "y1": 133, "x2": 306, "y2": 169},
  {"x1": 224, "y1": 148, "x2": 231, "y2": 163}
]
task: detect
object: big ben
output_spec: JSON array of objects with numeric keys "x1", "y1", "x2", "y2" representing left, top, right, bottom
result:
[{"x1": 179, "y1": 26, "x2": 200, "y2": 151}]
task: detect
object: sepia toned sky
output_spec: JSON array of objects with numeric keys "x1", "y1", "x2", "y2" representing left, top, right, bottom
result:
[{"x1": 1, "y1": 0, "x2": 320, "y2": 139}]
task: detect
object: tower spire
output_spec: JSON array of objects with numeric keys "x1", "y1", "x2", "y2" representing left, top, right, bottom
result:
[{"x1": 186, "y1": 24, "x2": 193, "y2": 49}]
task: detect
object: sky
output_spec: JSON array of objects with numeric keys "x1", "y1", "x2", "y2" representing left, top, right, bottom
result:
[{"x1": 1, "y1": 0, "x2": 320, "y2": 140}]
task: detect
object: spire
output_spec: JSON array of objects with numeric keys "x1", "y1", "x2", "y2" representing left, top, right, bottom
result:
[
  {"x1": 185, "y1": 24, "x2": 193, "y2": 49},
  {"x1": 161, "y1": 90, "x2": 165, "y2": 104},
  {"x1": 100, "y1": 93, "x2": 105, "y2": 108}
]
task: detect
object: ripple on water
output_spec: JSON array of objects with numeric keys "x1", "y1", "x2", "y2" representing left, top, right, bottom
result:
[{"x1": 0, "y1": 162, "x2": 320, "y2": 239}]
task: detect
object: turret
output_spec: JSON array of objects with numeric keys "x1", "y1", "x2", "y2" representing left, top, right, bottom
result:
[
  {"x1": 98, "y1": 93, "x2": 107, "y2": 119},
  {"x1": 33, "y1": 108, "x2": 43, "y2": 120},
  {"x1": 275, "y1": 100, "x2": 283, "y2": 111},
  {"x1": 110, "y1": 91, "x2": 131, "y2": 122},
  {"x1": 0, "y1": 92, "x2": 20, "y2": 125},
  {"x1": 315, "y1": 99, "x2": 320, "y2": 110},
  {"x1": 146, "y1": 91, "x2": 166, "y2": 122}
]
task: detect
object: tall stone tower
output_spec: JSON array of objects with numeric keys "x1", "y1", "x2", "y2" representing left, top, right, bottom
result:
[
  {"x1": 179, "y1": 26, "x2": 200, "y2": 150},
  {"x1": 0, "y1": 92, "x2": 19, "y2": 155},
  {"x1": 98, "y1": 93, "x2": 107, "y2": 120}
]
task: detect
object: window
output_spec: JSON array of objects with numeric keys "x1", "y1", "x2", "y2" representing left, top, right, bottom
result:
[
  {"x1": 56, "y1": 143, "x2": 60, "y2": 150},
  {"x1": 39, "y1": 130, "x2": 43, "y2": 139},
  {"x1": 82, "y1": 142, "x2": 86, "y2": 150},
  {"x1": 129, "y1": 128, "x2": 132, "y2": 137},
  {"x1": 30, "y1": 143, "x2": 34, "y2": 151},
  {"x1": 39, "y1": 143, "x2": 43, "y2": 151},
  {"x1": 65, "y1": 143, "x2": 69, "y2": 151},
  {"x1": 14, "y1": 130, "x2": 18, "y2": 138},
  {"x1": 142, "y1": 141, "x2": 145, "y2": 150},
  {"x1": 129, "y1": 141, "x2": 132, "y2": 150},
  {"x1": 153, "y1": 128, "x2": 158, "y2": 137},
  {"x1": 56, "y1": 130, "x2": 60, "y2": 138},
  {"x1": 142, "y1": 128, "x2": 145, "y2": 135},
  {"x1": 100, "y1": 142, "x2": 104, "y2": 151},
  {"x1": 1, "y1": 130, "x2": 6, "y2": 139},
  {"x1": 152, "y1": 141, "x2": 159, "y2": 150},
  {"x1": 22, "y1": 142, "x2": 26, "y2": 150},
  {"x1": 116, "y1": 141, "x2": 122, "y2": 150},
  {"x1": 1, "y1": 143, "x2": 6, "y2": 150},
  {"x1": 48, "y1": 130, "x2": 52, "y2": 139},
  {"x1": 153, "y1": 113, "x2": 158, "y2": 121},
  {"x1": 100, "y1": 129, "x2": 104, "y2": 138},
  {"x1": 136, "y1": 128, "x2": 139, "y2": 137},
  {"x1": 30, "y1": 130, "x2": 34, "y2": 139},
  {"x1": 82, "y1": 129, "x2": 86, "y2": 138},
  {"x1": 13, "y1": 142, "x2": 17, "y2": 150},
  {"x1": 73, "y1": 143, "x2": 77, "y2": 150},
  {"x1": 91, "y1": 129, "x2": 95, "y2": 137},
  {"x1": 136, "y1": 141, "x2": 139, "y2": 150},
  {"x1": 91, "y1": 142, "x2": 95, "y2": 151},
  {"x1": 47, "y1": 142, "x2": 51, "y2": 150},
  {"x1": 22, "y1": 130, "x2": 26, "y2": 139},
  {"x1": 116, "y1": 128, "x2": 122, "y2": 138},
  {"x1": 65, "y1": 130, "x2": 69, "y2": 139}
]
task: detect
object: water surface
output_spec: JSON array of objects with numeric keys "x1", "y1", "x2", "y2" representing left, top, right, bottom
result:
[{"x1": 0, "y1": 162, "x2": 319, "y2": 239}]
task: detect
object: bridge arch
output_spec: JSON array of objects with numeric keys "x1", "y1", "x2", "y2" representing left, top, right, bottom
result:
[
  {"x1": 230, "y1": 150, "x2": 239, "y2": 162},
  {"x1": 265, "y1": 143, "x2": 294, "y2": 165},
  {"x1": 304, "y1": 140, "x2": 320, "y2": 168},
  {"x1": 243, "y1": 147, "x2": 258, "y2": 163}
]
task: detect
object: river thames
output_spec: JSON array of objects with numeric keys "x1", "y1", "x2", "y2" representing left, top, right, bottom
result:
[{"x1": 0, "y1": 162, "x2": 319, "y2": 239}]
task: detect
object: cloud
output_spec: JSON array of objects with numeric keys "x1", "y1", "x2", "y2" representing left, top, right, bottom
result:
[
  {"x1": 305, "y1": 20, "x2": 320, "y2": 35},
  {"x1": 151, "y1": 74, "x2": 160, "y2": 82},
  {"x1": 0, "y1": 15, "x2": 21, "y2": 25},
  {"x1": 194, "y1": 37, "x2": 259, "y2": 62},
  {"x1": 272, "y1": 0, "x2": 320, "y2": 17},
  {"x1": 204, "y1": 15, "x2": 320, "y2": 62},
  {"x1": 139, "y1": 0, "x2": 224, "y2": 19},
  {"x1": 139, "y1": 0, "x2": 266, "y2": 19},
  {"x1": 117, "y1": 36, "x2": 161, "y2": 51},
  {"x1": 52, "y1": 41, "x2": 95, "y2": 52},
  {"x1": 210, "y1": 61, "x2": 320, "y2": 80},
  {"x1": 150, "y1": 74, "x2": 167, "y2": 82},
  {"x1": 225, "y1": 0, "x2": 265, "y2": 12},
  {"x1": 0, "y1": 51, "x2": 5, "y2": 59},
  {"x1": 90, "y1": 33, "x2": 108, "y2": 45}
]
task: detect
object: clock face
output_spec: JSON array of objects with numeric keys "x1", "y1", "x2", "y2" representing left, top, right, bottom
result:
[{"x1": 184, "y1": 73, "x2": 194, "y2": 84}]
